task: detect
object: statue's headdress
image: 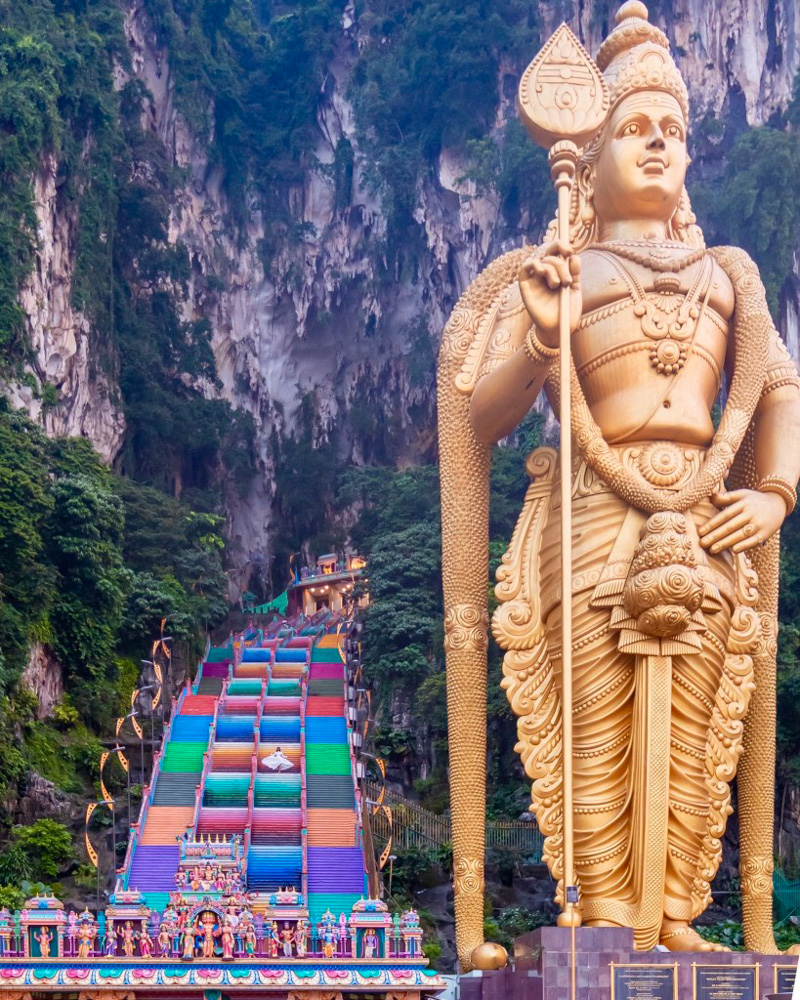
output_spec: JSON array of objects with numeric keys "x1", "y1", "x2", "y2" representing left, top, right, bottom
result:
[{"x1": 597, "y1": 1, "x2": 689, "y2": 120}]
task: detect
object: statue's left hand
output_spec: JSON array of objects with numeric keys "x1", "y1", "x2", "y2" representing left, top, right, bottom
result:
[{"x1": 698, "y1": 489, "x2": 787, "y2": 553}]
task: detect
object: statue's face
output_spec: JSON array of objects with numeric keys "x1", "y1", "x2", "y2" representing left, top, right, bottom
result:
[{"x1": 592, "y1": 90, "x2": 688, "y2": 226}]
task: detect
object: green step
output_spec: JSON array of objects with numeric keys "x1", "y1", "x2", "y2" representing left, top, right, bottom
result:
[
  {"x1": 268, "y1": 678, "x2": 300, "y2": 695},
  {"x1": 254, "y1": 774, "x2": 301, "y2": 808},
  {"x1": 305, "y1": 744, "x2": 351, "y2": 776},
  {"x1": 162, "y1": 741, "x2": 207, "y2": 773},
  {"x1": 206, "y1": 646, "x2": 233, "y2": 663},
  {"x1": 308, "y1": 679, "x2": 342, "y2": 696},
  {"x1": 311, "y1": 649, "x2": 344, "y2": 663},
  {"x1": 307, "y1": 892, "x2": 361, "y2": 924},
  {"x1": 228, "y1": 679, "x2": 263, "y2": 696},
  {"x1": 203, "y1": 774, "x2": 250, "y2": 807}
]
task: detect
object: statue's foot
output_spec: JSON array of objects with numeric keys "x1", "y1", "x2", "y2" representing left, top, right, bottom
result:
[
  {"x1": 782, "y1": 943, "x2": 800, "y2": 956},
  {"x1": 659, "y1": 922, "x2": 729, "y2": 952}
]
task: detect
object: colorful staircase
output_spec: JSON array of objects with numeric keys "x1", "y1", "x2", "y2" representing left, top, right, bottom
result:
[
  {"x1": 123, "y1": 624, "x2": 368, "y2": 924},
  {"x1": 305, "y1": 636, "x2": 366, "y2": 923}
]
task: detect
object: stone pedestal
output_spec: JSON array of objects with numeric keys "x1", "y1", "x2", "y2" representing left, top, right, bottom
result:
[{"x1": 458, "y1": 927, "x2": 799, "y2": 1000}]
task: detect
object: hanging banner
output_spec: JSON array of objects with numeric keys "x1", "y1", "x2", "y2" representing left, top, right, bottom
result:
[
  {"x1": 378, "y1": 806, "x2": 393, "y2": 869},
  {"x1": 153, "y1": 661, "x2": 163, "y2": 709},
  {"x1": 99, "y1": 752, "x2": 114, "y2": 811},
  {"x1": 85, "y1": 803, "x2": 98, "y2": 867},
  {"x1": 372, "y1": 758, "x2": 386, "y2": 811},
  {"x1": 130, "y1": 690, "x2": 143, "y2": 738}
]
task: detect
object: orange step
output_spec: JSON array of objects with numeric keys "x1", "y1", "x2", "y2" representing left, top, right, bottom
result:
[
  {"x1": 141, "y1": 806, "x2": 195, "y2": 845},
  {"x1": 307, "y1": 808, "x2": 357, "y2": 846},
  {"x1": 181, "y1": 695, "x2": 218, "y2": 715}
]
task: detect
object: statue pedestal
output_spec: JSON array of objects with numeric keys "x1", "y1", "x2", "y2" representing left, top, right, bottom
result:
[{"x1": 459, "y1": 927, "x2": 799, "y2": 1000}]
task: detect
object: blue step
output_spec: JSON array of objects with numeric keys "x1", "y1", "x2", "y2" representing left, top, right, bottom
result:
[
  {"x1": 260, "y1": 715, "x2": 301, "y2": 742},
  {"x1": 171, "y1": 715, "x2": 213, "y2": 742},
  {"x1": 275, "y1": 648, "x2": 306, "y2": 662},
  {"x1": 242, "y1": 648, "x2": 272, "y2": 662},
  {"x1": 305, "y1": 716, "x2": 347, "y2": 744},
  {"x1": 216, "y1": 715, "x2": 256, "y2": 741},
  {"x1": 246, "y1": 845, "x2": 302, "y2": 892}
]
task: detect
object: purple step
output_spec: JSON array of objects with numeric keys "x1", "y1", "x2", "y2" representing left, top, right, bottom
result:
[
  {"x1": 201, "y1": 661, "x2": 230, "y2": 677},
  {"x1": 306, "y1": 847, "x2": 365, "y2": 893},
  {"x1": 127, "y1": 845, "x2": 180, "y2": 892}
]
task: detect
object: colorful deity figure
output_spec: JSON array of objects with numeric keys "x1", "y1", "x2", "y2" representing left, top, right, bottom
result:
[
  {"x1": 104, "y1": 923, "x2": 118, "y2": 958},
  {"x1": 362, "y1": 929, "x2": 378, "y2": 960},
  {"x1": 77, "y1": 920, "x2": 95, "y2": 960},
  {"x1": 181, "y1": 921, "x2": 197, "y2": 961},
  {"x1": 294, "y1": 921, "x2": 307, "y2": 959},
  {"x1": 67, "y1": 911, "x2": 78, "y2": 952},
  {"x1": 200, "y1": 914, "x2": 217, "y2": 959},
  {"x1": 34, "y1": 926, "x2": 53, "y2": 959},
  {"x1": 121, "y1": 921, "x2": 136, "y2": 958},
  {"x1": 220, "y1": 919, "x2": 235, "y2": 961},
  {"x1": 321, "y1": 922, "x2": 336, "y2": 960},
  {"x1": 158, "y1": 924, "x2": 172, "y2": 958},
  {"x1": 243, "y1": 922, "x2": 257, "y2": 957},
  {"x1": 280, "y1": 923, "x2": 294, "y2": 958},
  {"x1": 267, "y1": 920, "x2": 279, "y2": 958},
  {"x1": 138, "y1": 927, "x2": 153, "y2": 959}
]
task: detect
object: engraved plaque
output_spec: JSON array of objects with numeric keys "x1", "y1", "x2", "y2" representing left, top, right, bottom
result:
[
  {"x1": 694, "y1": 964, "x2": 758, "y2": 1000},
  {"x1": 611, "y1": 964, "x2": 677, "y2": 1000},
  {"x1": 775, "y1": 964, "x2": 796, "y2": 992}
]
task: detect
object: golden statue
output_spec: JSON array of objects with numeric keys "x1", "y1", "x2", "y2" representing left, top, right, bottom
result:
[{"x1": 438, "y1": 0, "x2": 800, "y2": 970}]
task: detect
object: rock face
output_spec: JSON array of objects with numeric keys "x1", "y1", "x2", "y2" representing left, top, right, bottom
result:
[
  {"x1": 21, "y1": 643, "x2": 64, "y2": 720},
  {"x1": 10, "y1": 0, "x2": 800, "y2": 577},
  {"x1": 8, "y1": 154, "x2": 125, "y2": 464}
]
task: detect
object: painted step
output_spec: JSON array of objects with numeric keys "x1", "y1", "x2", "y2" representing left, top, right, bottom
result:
[
  {"x1": 306, "y1": 696, "x2": 345, "y2": 717},
  {"x1": 234, "y1": 662, "x2": 269, "y2": 679},
  {"x1": 196, "y1": 676, "x2": 223, "y2": 695},
  {"x1": 205, "y1": 646, "x2": 233, "y2": 663},
  {"x1": 309, "y1": 663, "x2": 344, "y2": 680},
  {"x1": 254, "y1": 774, "x2": 301, "y2": 808},
  {"x1": 228, "y1": 679, "x2": 263, "y2": 696},
  {"x1": 307, "y1": 678, "x2": 343, "y2": 696},
  {"x1": 141, "y1": 806, "x2": 195, "y2": 845},
  {"x1": 305, "y1": 744, "x2": 351, "y2": 777},
  {"x1": 202, "y1": 773, "x2": 250, "y2": 808},
  {"x1": 307, "y1": 808, "x2": 357, "y2": 847},
  {"x1": 216, "y1": 714, "x2": 257, "y2": 741},
  {"x1": 267, "y1": 678, "x2": 300, "y2": 696},
  {"x1": 171, "y1": 715, "x2": 213, "y2": 742},
  {"x1": 246, "y1": 845, "x2": 302, "y2": 892},
  {"x1": 241, "y1": 648, "x2": 273, "y2": 663},
  {"x1": 306, "y1": 775, "x2": 354, "y2": 810},
  {"x1": 210, "y1": 742, "x2": 255, "y2": 771},
  {"x1": 263, "y1": 696, "x2": 301, "y2": 715},
  {"x1": 152, "y1": 772, "x2": 199, "y2": 807},
  {"x1": 162, "y1": 742, "x2": 206, "y2": 773},
  {"x1": 307, "y1": 847, "x2": 365, "y2": 893},
  {"x1": 275, "y1": 648, "x2": 306, "y2": 662},
  {"x1": 127, "y1": 845, "x2": 180, "y2": 893},
  {"x1": 222, "y1": 695, "x2": 261, "y2": 714},
  {"x1": 307, "y1": 892, "x2": 362, "y2": 925},
  {"x1": 196, "y1": 807, "x2": 247, "y2": 836},
  {"x1": 305, "y1": 717, "x2": 347, "y2": 744},
  {"x1": 271, "y1": 662, "x2": 304, "y2": 679},
  {"x1": 258, "y1": 742, "x2": 301, "y2": 772},
  {"x1": 180, "y1": 695, "x2": 218, "y2": 716},
  {"x1": 260, "y1": 715, "x2": 301, "y2": 742}
]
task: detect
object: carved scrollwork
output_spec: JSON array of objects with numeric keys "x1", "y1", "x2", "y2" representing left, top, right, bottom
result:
[
  {"x1": 444, "y1": 603, "x2": 488, "y2": 653},
  {"x1": 453, "y1": 857, "x2": 484, "y2": 898}
]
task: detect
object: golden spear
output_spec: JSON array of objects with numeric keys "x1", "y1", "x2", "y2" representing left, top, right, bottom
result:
[{"x1": 517, "y1": 24, "x2": 608, "y2": 926}]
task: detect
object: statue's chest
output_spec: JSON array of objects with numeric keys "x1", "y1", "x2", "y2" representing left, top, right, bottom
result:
[{"x1": 573, "y1": 253, "x2": 730, "y2": 388}]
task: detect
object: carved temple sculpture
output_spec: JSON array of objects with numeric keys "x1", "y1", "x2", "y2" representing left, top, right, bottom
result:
[{"x1": 438, "y1": 0, "x2": 800, "y2": 972}]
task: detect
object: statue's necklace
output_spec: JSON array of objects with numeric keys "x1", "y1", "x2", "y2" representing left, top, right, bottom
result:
[
  {"x1": 586, "y1": 247, "x2": 713, "y2": 375},
  {"x1": 590, "y1": 241, "x2": 706, "y2": 273}
]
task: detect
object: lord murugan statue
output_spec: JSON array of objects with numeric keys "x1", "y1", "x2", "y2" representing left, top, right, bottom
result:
[{"x1": 439, "y1": 0, "x2": 800, "y2": 970}]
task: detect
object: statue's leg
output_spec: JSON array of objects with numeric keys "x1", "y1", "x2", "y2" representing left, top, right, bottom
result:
[{"x1": 540, "y1": 488, "x2": 636, "y2": 916}]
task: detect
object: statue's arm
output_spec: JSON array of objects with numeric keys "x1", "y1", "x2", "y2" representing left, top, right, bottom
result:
[
  {"x1": 752, "y1": 331, "x2": 800, "y2": 489},
  {"x1": 469, "y1": 337, "x2": 553, "y2": 445}
]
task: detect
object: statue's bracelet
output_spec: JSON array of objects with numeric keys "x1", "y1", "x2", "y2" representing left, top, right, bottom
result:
[
  {"x1": 523, "y1": 326, "x2": 559, "y2": 367},
  {"x1": 758, "y1": 475, "x2": 798, "y2": 515}
]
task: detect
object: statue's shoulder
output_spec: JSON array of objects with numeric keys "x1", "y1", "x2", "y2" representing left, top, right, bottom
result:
[
  {"x1": 708, "y1": 244, "x2": 766, "y2": 298},
  {"x1": 442, "y1": 245, "x2": 534, "y2": 396}
]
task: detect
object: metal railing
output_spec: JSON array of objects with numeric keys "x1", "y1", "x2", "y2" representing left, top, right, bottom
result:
[{"x1": 363, "y1": 781, "x2": 543, "y2": 858}]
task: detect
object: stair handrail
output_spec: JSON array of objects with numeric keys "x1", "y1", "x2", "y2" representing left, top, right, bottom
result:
[{"x1": 299, "y1": 654, "x2": 309, "y2": 903}]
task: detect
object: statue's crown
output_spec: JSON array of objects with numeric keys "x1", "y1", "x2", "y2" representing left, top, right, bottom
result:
[{"x1": 597, "y1": 1, "x2": 689, "y2": 120}]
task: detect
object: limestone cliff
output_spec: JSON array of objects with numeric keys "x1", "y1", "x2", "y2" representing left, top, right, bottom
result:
[{"x1": 10, "y1": 0, "x2": 800, "y2": 581}]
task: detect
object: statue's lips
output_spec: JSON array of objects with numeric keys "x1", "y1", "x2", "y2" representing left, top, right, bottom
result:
[{"x1": 640, "y1": 156, "x2": 668, "y2": 173}]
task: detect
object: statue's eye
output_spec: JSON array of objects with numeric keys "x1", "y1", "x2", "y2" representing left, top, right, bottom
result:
[
  {"x1": 665, "y1": 124, "x2": 683, "y2": 139},
  {"x1": 621, "y1": 122, "x2": 640, "y2": 136}
]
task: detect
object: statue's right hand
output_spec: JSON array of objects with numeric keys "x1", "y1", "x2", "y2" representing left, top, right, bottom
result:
[{"x1": 518, "y1": 240, "x2": 582, "y2": 348}]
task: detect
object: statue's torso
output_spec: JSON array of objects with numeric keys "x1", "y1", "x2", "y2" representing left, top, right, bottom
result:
[{"x1": 570, "y1": 247, "x2": 734, "y2": 446}]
